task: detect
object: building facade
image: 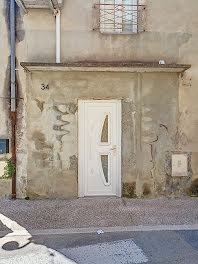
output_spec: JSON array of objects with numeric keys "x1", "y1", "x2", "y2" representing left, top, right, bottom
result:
[{"x1": 0, "y1": 0, "x2": 198, "y2": 199}]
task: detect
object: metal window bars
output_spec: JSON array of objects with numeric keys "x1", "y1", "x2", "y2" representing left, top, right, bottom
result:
[{"x1": 93, "y1": 2, "x2": 146, "y2": 33}]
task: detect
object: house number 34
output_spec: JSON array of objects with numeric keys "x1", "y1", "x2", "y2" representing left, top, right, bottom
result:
[{"x1": 41, "y1": 84, "x2": 49, "y2": 90}]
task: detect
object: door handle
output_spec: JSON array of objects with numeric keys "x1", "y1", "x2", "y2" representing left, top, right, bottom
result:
[
  {"x1": 110, "y1": 145, "x2": 117, "y2": 156},
  {"x1": 110, "y1": 145, "x2": 116, "y2": 151}
]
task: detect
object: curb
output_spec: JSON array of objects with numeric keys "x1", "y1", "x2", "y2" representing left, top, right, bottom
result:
[{"x1": 0, "y1": 224, "x2": 198, "y2": 237}]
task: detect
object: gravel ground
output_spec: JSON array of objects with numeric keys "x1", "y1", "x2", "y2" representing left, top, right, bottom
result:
[{"x1": 0, "y1": 197, "x2": 198, "y2": 231}]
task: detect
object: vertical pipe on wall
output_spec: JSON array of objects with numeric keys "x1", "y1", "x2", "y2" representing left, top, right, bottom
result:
[
  {"x1": 10, "y1": 0, "x2": 17, "y2": 199},
  {"x1": 56, "y1": 9, "x2": 61, "y2": 63},
  {"x1": 10, "y1": 0, "x2": 16, "y2": 112}
]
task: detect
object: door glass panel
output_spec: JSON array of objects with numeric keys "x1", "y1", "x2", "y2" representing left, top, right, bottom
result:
[
  {"x1": 101, "y1": 115, "x2": 108, "y2": 143},
  {"x1": 101, "y1": 155, "x2": 109, "y2": 183}
]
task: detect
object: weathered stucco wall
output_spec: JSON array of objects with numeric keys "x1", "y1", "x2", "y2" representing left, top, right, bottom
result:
[
  {"x1": 19, "y1": 0, "x2": 192, "y2": 64},
  {"x1": 1, "y1": 0, "x2": 198, "y2": 198},
  {"x1": 24, "y1": 71, "x2": 179, "y2": 198}
]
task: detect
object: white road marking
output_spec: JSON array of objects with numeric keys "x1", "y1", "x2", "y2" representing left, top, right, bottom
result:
[
  {"x1": 60, "y1": 239, "x2": 148, "y2": 264},
  {"x1": 0, "y1": 213, "x2": 31, "y2": 249},
  {"x1": 0, "y1": 249, "x2": 77, "y2": 264},
  {"x1": 0, "y1": 213, "x2": 76, "y2": 263}
]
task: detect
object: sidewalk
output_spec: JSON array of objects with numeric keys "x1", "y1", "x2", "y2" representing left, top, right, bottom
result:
[{"x1": 0, "y1": 197, "x2": 198, "y2": 232}]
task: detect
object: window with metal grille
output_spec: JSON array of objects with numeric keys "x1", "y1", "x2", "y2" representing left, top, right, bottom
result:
[{"x1": 94, "y1": 0, "x2": 145, "y2": 34}]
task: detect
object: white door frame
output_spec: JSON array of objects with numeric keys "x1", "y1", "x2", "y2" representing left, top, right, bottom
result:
[{"x1": 78, "y1": 100, "x2": 122, "y2": 197}]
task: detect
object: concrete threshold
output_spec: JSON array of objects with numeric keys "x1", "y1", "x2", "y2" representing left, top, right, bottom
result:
[{"x1": 1, "y1": 224, "x2": 198, "y2": 237}]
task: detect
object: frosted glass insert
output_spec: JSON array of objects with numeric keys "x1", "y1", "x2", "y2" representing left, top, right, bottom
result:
[
  {"x1": 101, "y1": 155, "x2": 108, "y2": 183},
  {"x1": 101, "y1": 115, "x2": 108, "y2": 143}
]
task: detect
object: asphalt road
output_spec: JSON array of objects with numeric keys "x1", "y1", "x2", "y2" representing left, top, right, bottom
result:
[{"x1": 1, "y1": 229, "x2": 198, "y2": 264}]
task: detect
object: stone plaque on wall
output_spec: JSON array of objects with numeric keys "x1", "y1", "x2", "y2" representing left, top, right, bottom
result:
[{"x1": 172, "y1": 154, "x2": 188, "y2": 177}]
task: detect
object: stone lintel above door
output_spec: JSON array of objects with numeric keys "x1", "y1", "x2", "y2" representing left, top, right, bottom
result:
[{"x1": 20, "y1": 62, "x2": 191, "y2": 74}]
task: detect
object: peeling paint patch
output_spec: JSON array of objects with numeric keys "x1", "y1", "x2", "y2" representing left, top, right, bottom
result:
[
  {"x1": 54, "y1": 103, "x2": 77, "y2": 115},
  {"x1": 53, "y1": 124, "x2": 70, "y2": 132},
  {"x1": 35, "y1": 140, "x2": 53, "y2": 151},
  {"x1": 32, "y1": 131, "x2": 45, "y2": 142},
  {"x1": 69, "y1": 155, "x2": 78, "y2": 171},
  {"x1": 32, "y1": 131, "x2": 53, "y2": 161},
  {"x1": 35, "y1": 99, "x2": 45, "y2": 112},
  {"x1": 53, "y1": 103, "x2": 77, "y2": 143}
]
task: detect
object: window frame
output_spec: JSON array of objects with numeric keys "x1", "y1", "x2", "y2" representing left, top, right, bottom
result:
[{"x1": 99, "y1": 0, "x2": 139, "y2": 34}]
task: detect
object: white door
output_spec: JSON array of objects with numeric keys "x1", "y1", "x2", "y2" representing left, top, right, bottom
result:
[{"x1": 78, "y1": 100, "x2": 121, "y2": 197}]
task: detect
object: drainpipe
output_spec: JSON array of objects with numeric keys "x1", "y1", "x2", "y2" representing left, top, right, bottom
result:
[
  {"x1": 10, "y1": 0, "x2": 17, "y2": 199},
  {"x1": 55, "y1": 9, "x2": 61, "y2": 63}
]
